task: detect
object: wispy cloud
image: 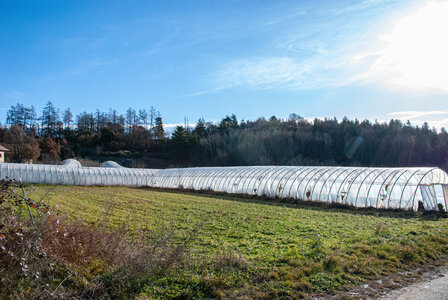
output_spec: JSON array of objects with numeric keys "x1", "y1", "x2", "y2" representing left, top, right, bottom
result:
[
  {"x1": 217, "y1": 57, "x2": 306, "y2": 89},
  {"x1": 211, "y1": 53, "x2": 362, "y2": 92},
  {"x1": 193, "y1": 2, "x2": 379, "y2": 94},
  {"x1": 193, "y1": 1, "x2": 448, "y2": 96},
  {"x1": 388, "y1": 110, "x2": 448, "y2": 129},
  {"x1": 332, "y1": 0, "x2": 389, "y2": 15},
  {"x1": 164, "y1": 122, "x2": 196, "y2": 128},
  {"x1": 181, "y1": 90, "x2": 215, "y2": 98},
  {"x1": 4, "y1": 91, "x2": 25, "y2": 100},
  {"x1": 388, "y1": 110, "x2": 448, "y2": 120}
]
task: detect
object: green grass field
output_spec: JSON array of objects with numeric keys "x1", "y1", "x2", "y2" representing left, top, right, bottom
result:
[{"x1": 29, "y1": 185, "x2": 448, "y2": 298}]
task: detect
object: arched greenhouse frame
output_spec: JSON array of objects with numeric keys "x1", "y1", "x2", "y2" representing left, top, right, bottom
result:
[
  {"x1": 1, "y1": 162, "x2": 448, "y2": 212},
  {"x1": 149, "y1": 166, "x2": 448, "y2": 211}
]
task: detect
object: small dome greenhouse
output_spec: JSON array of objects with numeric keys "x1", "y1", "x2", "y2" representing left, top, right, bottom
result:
[{"x1": 1, "y1": 163, "x2": 448, "y2": 212}]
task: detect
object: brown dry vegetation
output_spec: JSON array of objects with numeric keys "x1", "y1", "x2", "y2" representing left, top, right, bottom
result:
[
  {"x1": 23, "y1": 185, "x2": 448, "y2": 299},
  {"x1": 3, "y1": 182, "x2": 448, "y2": 299},
  {"x1": 0, "y1": 179, "x2": 195, "y2": 299}
]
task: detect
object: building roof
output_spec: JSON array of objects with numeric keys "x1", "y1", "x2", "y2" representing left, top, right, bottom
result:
[{"x1": 0, "y1": 144, "x2": 9, "y2": 151}]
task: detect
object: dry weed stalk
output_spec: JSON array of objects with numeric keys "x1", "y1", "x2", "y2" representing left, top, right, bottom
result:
[{"x1": 0, "y1": 178, "x2": 197, "y2": 299}]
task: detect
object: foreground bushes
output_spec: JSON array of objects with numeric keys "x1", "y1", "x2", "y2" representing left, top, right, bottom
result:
[{"x1": 0, "y1": 178, "x2": 194, "y2": 298}]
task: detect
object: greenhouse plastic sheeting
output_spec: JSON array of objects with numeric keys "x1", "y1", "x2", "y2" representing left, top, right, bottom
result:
[
  {"x1": 1, "y1": 163, "x2": 448, "y2": 211},
  {"x1": 148, "y1": 166, "x2": 448, "y2": 211},
  {"x1": 0, "y1": 162, "x2": 159, "y2": 187}
]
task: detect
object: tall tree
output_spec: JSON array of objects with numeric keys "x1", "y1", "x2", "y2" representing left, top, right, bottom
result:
[
  {"x1": 172, "y1": 126, "x2": 188, "y2": 144},
  {"x1": 153, "y1": 116, "x2": 165, "y2": 139},
  {"x1": 40, "y1": 101, "x2": 59, "y2": 137},
  {"x1": 193, "y1": 118, "x2": 207, "y2": 138},
  {"x1": 25, "y1": 106, "x2": 37, "y2": 131},
  {"x1": 5, "y1": 104, "x2": 35, "y2": 130},
  {"x1": 63, "y1": 108, "x2": 73, "y2": 130},
  {"x1": 95, "y1": 109, "x2": 108, "y2": 133},
  {"x1": 219, "y1": 114, "x2": 238, "y2": 131},
  {"x1": 76, "y1": 112, "x2": 94, "y2": 134},
  {"x1": 149, "y1": 106, "x2": 157, "y2": 128},
  {"x1": 125, "y1": 108, "x2": 138, "y2": 133},
  {"x1": 6, "y1": 104, "x2": 25, "y2": 127},
  {"x1": 139, "y1": 109, "x2": 148, "y2": 127}
]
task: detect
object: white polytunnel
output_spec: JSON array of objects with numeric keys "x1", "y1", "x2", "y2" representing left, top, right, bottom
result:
[
  {"x1": 1, "y1": 162, "x2": 448, "y2": 211},
  {"x1": 60, "y1": 159, "x2": 82, "y2": 168},
  {"x1": 148, "y1": 166, "x2": 448, "y2": 212},
  {"x1": 0, "y1": 162, "x2": 159, "y2": 187}
]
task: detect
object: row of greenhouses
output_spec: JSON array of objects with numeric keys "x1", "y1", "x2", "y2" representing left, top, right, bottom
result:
[
  {"x1": 0, "y1": 160, "x2": 158, "y2": 186},
  {"x1": 149, "y1": 166, "x2": 448, "y2": 211},
  {"x1": 1, "y1": 161, "x2": 447, "y2": 211}
]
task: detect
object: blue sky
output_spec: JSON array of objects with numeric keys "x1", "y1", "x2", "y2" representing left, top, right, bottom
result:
[{"x1": 1, "y1": 0, "x2": 448, "y2": 128}]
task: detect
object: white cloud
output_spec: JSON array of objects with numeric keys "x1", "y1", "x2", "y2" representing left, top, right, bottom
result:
[
  {"x1": 207, "y1": 1, "x2": 448, "y2": 95},
  {"x1": 388, "y1": 110, "x2": 448, "y2": 120},
  {"x1": 214, "y1": 56, "x2": 357, "y2": 91},
  {"x1": 388, "y1": 110, "x2": 448, "y2": 129},
  {"x1": 163, "y1": 123, "x2": 196, "y2": 129},
  {"x1": 217, "y1": 57, "x2": 305, "y2": 89}
]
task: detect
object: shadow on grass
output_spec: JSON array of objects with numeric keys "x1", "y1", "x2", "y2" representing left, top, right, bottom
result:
[{"x1": 137, "y1": 187, "x2": 447, "y2": 221}]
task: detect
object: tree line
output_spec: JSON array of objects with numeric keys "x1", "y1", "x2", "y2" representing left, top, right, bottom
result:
[
  {"x1": 6, "y1": 102, "x2": 164, "y2": 137},
  {"x1": 2, "y1": 102, "x2": 448, "y2": 171},
  {"x1": 1, "y1": 102, "x2": 165, "y2": 163},
  {"x1": 170, "y1": 114, "x2": 448, "y2": 171}
]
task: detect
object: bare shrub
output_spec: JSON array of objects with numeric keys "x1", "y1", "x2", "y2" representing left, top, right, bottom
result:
[
  {"x1": 4, "y1": 125, "x2": 41, "y2": 163},
  {"x1": 39, "y1": 137, "x2": 61, "y2": 164},
  {"x1": 0, "y1": 178, "x2": 196, "y2": 299},
  {"x1": 213, "y1": 250, "x2": 248, "y2": 272}
]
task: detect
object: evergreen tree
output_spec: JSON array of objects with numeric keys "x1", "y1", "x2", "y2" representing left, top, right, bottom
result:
[
  {"x1": 154, "y1": 116, "x2": 164, "y2": 139},
  {"x1": 41, "y1": 101, "x2": 59, "y2": 137},
  {"x1": 193, "y1": 118, "x2": 207, "y2": 137},
  {"x1": 172, "y1": 126, "x2": 188, "y2": 144}
]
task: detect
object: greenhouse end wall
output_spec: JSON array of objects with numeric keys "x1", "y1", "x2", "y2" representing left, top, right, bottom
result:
[{"x1": 1, "y1": 162, "x2": 447, "y2": 212}]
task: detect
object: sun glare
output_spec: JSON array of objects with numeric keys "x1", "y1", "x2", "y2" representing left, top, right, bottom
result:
[{"x1": 373, "y1": 1, "x2": 448, "y2": 92}]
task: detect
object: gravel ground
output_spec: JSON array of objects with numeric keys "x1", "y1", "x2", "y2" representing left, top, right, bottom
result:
[
  {"x1": 381, "y1": 273, "x2": 448, "y2": 300},
  {"x1": 381, "y1": 264, "x2": 448, "y2": 300},
  {"x1": 313, "y1": 258, "x2": 448, "y2": 299}
]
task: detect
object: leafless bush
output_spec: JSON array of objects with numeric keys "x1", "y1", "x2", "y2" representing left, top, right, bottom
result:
[
  {"x1": 213, "y1": 250, "x2": 248, "y2": 272},
  {"x1": 0, "y1": 178, "x2": 52, "y2": 297},
  {"x1": 0, "y1": 178, "x2": 197, "y2": 299}
]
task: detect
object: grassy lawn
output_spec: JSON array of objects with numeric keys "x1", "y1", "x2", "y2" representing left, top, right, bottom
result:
[{"x1": 29, "y1": 185, "x2": 448, "y2": 298}]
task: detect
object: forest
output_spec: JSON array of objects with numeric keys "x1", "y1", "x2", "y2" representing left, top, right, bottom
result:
[{"x1": 1, "y1": 102, "x2": 448, "y2": 171}]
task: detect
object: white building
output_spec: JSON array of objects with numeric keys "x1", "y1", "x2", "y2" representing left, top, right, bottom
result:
[{"x1": 0, "y1": 144, "x2": 9, "y2": 163}]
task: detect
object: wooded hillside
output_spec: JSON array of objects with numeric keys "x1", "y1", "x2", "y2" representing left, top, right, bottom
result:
[{"x1": 2, "y1": 102, "x2": 448, "y2": 171}]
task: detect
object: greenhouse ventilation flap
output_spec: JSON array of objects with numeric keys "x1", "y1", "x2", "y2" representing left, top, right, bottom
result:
[{"x1": 1, "y1": 161, "x2": 448, "y2": 212}]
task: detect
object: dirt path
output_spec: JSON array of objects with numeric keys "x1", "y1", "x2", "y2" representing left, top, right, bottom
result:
[
  {"x1": 313, "y1": 258, "x2": 448, "y2": 299},
  {"x1": 381, "y1": 267, "x2": 448, "y2": 300}
]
